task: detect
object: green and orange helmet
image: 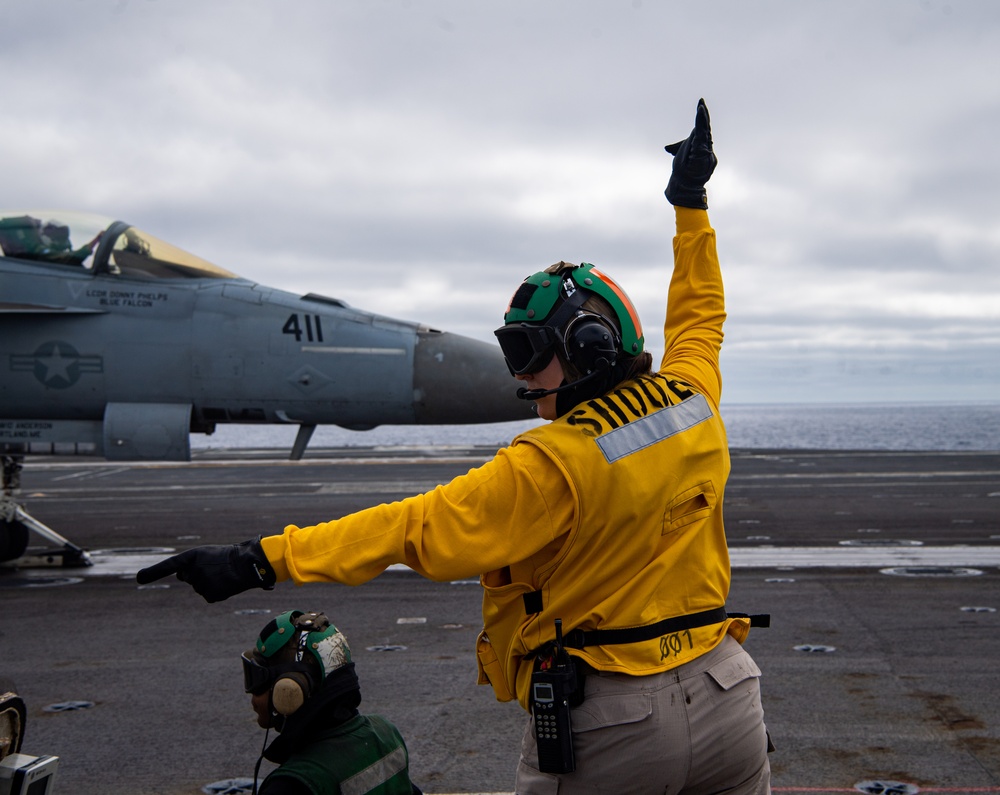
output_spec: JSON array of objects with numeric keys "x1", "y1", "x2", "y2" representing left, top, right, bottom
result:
[{"x1": 494, "y1": 262, "x2": 644, "y2": 378}]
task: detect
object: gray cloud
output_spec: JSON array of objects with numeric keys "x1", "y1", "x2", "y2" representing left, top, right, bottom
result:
[{"x1": 2, "y1": 0, "x2": 997, "y2": 404}]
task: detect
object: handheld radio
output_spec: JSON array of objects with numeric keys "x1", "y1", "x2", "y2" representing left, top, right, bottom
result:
[{"x1": 530, "y1": 619, "x2": 577, "y2": 774}]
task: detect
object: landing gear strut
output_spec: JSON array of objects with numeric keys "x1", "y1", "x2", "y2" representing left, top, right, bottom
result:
[{"x1": 1, "y1": 455, "x2": 92, "y2": 568}]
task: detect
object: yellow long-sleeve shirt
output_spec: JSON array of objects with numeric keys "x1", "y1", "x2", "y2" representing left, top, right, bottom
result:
[{"x1": 261, "y1": 207, "x2": 748, "y2": 709}]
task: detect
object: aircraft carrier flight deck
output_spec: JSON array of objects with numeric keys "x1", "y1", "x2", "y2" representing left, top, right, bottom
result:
[{"x1": 2, "y1": 447, "x2": 998, "y2": 795}]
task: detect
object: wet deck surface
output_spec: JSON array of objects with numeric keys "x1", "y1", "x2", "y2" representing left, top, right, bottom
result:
[{"x1": 2, "y1": 448, "x2": 998, "y2": 794}]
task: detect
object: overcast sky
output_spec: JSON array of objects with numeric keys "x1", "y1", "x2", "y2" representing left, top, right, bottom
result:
[{"x1": 2, "y1": 0, "x2": 997, "y2": 405}]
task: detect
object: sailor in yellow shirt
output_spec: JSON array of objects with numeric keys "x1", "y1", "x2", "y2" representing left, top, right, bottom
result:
[{"x1": 139, "y1": 99, "x2": 771, "y2": 795}]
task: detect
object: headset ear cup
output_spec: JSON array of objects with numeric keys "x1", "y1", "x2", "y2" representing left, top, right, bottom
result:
[
  {"x1": 565, "y1": 317, "x2": 617, "y2": 373},
  {"x1": 271, "y1": 672, "x2": 311, "y2": 716}
]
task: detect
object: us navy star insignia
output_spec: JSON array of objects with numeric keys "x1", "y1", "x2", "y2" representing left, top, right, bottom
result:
[{"x1": 10, "y1": 341, "x2": 104, "y2": 388}]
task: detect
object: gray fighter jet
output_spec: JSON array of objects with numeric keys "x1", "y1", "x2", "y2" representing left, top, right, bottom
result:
[{"x1": 0, "y1": 210, "x2": 529, "y2": 564}]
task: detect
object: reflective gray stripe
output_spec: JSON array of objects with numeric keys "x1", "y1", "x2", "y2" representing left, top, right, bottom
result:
[
  {"x1": 596, "y1": 393, "x2": 713, "y2": 463},
  {"x1": 341, "y1": 744, "x2": 408, "y2": 795}
]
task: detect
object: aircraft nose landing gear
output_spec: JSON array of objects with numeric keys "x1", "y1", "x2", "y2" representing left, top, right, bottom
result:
[{"x1": 1, "y1": 454, "x2": 92, "y2": 568}]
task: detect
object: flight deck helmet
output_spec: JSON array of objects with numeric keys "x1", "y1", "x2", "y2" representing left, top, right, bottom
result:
[
  {"x1": 241, "y1": 610, "x2": 352, "y2": 716},
  {"x1": 495, "y1": 261, "x2": 644, "y2": 380}
]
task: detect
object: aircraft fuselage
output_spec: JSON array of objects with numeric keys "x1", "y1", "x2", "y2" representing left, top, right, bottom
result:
[{"x1": 0, "y1": 212, "x2": 527, "y2": 461}]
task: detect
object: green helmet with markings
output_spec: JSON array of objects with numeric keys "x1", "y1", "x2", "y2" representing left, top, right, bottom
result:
[{"x1": 242, "y1": 610, "x2": 353, "y2": 716}]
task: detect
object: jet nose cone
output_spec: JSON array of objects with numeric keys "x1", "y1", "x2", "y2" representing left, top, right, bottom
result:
[{"x1": 413, "y1": 330, "x2": 534, "y2": 424}]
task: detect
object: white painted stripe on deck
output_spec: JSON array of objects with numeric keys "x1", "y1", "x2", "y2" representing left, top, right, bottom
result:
[
  {"x1": 729, "y1": 545, "x2": 1000, "y2": 568},
  {"x1": 73, "y1": 546, "x2": 1000, "y2": 580}
]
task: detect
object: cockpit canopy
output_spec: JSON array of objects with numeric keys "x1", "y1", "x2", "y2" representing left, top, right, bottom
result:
[{"x1": 0, "y1": 210, "x2": 238, "y2": 280}]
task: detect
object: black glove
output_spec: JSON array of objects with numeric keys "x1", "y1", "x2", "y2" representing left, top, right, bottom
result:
[
  {"x1": 136, "y1": 537, "x2": 276, "y2": 603},
  {"x1": 664, "y1": 98, "x2": 717, "y2": 209}
]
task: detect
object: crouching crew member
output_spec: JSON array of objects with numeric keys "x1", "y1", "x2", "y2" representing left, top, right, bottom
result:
[{"x1": 242, "y1": 609, "x2": 420, "y2": 795}]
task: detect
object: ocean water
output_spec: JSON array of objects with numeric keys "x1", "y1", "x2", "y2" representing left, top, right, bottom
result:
[
  {"x1": 190, "y1": 401, "x2": 1000, "y2": 452},
  {"x1": 720, "y1": 402, "x2": 1000, "y2": 451}
]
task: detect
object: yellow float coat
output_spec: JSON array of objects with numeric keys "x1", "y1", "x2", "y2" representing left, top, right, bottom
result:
[{"x1": 261, "y1": 207, "x2": 749, "y2": 710}]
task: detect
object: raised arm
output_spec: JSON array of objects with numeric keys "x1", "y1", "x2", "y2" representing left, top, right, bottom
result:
[{"x1": 660, "y1": 99, "x2": 725, "y2": 404}]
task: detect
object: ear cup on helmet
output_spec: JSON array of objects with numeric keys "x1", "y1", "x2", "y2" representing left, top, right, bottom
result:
[
  {"x1": 271, "y1": 671, "x2": 312, "y2": 716},
  {"x1": 563, "y1": 314, "x2": 619, "y2": 374}
]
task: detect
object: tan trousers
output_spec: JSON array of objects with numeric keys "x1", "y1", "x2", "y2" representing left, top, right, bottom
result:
[{"x1": 515, "y1": 635, "x2": 771, "y2": 795}]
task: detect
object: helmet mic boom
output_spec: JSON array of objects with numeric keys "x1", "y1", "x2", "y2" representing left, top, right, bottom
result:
[{"x1": 516, "y1": 369, "x2": 603, "y2": 401}]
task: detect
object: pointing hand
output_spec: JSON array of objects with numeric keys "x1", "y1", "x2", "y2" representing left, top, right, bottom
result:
[
  {"x1": 136, "y1": 537, "x2": 276, "y2": 603},
  {"x1": 664, "y1": 98, "x2": 717, "y2": 209}
]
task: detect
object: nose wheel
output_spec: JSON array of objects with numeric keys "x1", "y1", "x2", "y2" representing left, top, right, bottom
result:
[
  {"x1": 1, "y1": 454, "x2": 92, "y2": 567},
  {"x1": 0, "y1": 519, "x2": 29, "y2": 562}
]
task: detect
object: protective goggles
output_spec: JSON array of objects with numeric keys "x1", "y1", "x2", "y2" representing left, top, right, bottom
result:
[
  {"x1": 494, "y1": 323, "x2": 559, "y2": 376},
  {"x1": 241, "y1": 651, "x2": 274, "y2": 695}
]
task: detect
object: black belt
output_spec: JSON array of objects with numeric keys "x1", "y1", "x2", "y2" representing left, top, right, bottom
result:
[{"x1": 561, "y1": 607, "x2": 769, "y2": 650}]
